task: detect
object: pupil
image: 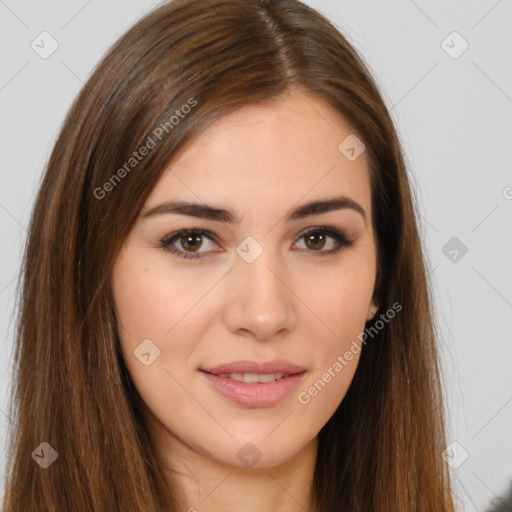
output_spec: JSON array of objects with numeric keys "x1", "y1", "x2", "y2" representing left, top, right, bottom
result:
[
  {"x1": 307, "y1": 232, "x2": 325, "y2": 250},
  {"x1": 182, "y1": 234, "x2": 201, "y2": 251}
]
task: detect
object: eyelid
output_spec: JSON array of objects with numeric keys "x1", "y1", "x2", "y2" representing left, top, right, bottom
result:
[
  {"x1": 292, "y1": 226, "x2": 355, "y2": 255},
  {"x1": 159, "y1": 228, "x2": 220, "y2": 259}
]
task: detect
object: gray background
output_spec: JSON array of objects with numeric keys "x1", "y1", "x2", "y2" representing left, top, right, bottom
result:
[{"x1": 1, "y1": 1, "x2": 511, "y2": 510}]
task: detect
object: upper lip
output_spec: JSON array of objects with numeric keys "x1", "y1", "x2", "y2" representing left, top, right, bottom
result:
[{"x1": 200, "y1": 360, "x2": 306, "y2": 375}]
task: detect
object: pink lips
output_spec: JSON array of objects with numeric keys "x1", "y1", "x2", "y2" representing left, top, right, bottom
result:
[
  {"x1": 201, "y1": 359, "x2": 306, "y2": 375},
  {"x1": 200, "y1": 359, "x2": 307, "y2": 408}
]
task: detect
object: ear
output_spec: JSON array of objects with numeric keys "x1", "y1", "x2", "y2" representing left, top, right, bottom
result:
[{"x1": 366, "y1": 298, "x2": 379, "y2": 321}]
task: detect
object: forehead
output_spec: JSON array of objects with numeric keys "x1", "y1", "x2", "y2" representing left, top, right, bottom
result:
[{"x1": 150, "y1": 92, "x2": 372, "y2": 217}]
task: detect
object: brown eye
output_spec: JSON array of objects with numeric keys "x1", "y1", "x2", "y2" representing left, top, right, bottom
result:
[
  {"x1": 304, "y1": 231, "x2": 327, "y2": 251},
  {"x1": 180, "y1": 233, "x2": 203, "y2": 252},
  {"x1": 294, "y1": 227, "x2": 354, "y2": 256},
  {"x1": 160, "y1": 229, "x2": 220, "y2": 259}
]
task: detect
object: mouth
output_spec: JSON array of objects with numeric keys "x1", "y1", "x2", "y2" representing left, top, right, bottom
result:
[
  {"x1": 199, "y1": 365, "x2": 307, "y2": 408},
  {"x1": 201, "y1": 371, "x2": 298, "y2": 383}
]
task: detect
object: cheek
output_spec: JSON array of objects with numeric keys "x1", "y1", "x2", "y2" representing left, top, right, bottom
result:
[
  {"x1": 295, "y1": 260, "x2": 374, "y2": 410},
  {"x1": 303, "y1": 261, "x2": 375, "y2": 342},
  {"x1": 111, "y1": 253, "x2": 209, "y2": 425},
  {"x1": 111, "y1": 251, "x2": 204, "y2": 384},
  {"x1": 112, "y1": 250, "x2": 213, "y2": 343}
]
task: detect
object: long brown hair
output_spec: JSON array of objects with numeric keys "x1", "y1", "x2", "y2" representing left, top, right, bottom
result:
[{"x1": 2, "y1": 0, "x2": 456, "y2": 510}]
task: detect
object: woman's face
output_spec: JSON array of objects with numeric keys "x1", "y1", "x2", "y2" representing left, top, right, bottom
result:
[{"x1": 112, "y1": 90, "x2": 378, "y2": 470}]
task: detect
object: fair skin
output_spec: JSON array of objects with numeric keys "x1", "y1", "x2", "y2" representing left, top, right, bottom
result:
[{"x1": 112, "y1": 90, "x2": 378, "y2": 512}]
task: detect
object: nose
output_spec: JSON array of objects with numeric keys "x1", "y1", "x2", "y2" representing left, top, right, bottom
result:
[{"x1": 221, "y1": 248, "x2": 298, "y2": 341}]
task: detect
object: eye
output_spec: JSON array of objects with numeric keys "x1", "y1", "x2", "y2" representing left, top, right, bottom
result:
[
  {"x1": 293, "y1": 226, "x2": 354, "y2": 255},
  {"x1": 159, "y1": 229, "x2": 219, "y2": 259}
]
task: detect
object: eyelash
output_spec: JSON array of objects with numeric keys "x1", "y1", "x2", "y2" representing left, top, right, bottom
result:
[{"x1": 158, "y1": 226, "x2": 355, "y2": 260}]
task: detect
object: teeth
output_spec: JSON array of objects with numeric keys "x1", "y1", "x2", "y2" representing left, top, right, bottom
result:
[
  {"x1": 256, "y1": 373, "x2": 280, "y2": 383},
  {"x1": 216, "y1": 372, "x2": 285, "y2": 383}
]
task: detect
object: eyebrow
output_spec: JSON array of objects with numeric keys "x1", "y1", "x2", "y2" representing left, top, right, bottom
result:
[{"x1": 140, "y1": 195, "x2": 367, "y2": 225}]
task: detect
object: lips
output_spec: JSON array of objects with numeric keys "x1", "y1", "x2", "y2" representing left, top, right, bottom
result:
[
  {"x1": 200, "y1": 359, "x2": 306, "y2": 376},
  {"x1": 200, "y1": 370, "x2": 306, "y2": 408},
  {"x1": 199, "y1": 359, "x2": 307, "y2": 407}
]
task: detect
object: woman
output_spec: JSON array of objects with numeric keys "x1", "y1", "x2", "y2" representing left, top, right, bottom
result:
[{"x1": 2, "y1": 0, "x2": 457, "y2": 510}]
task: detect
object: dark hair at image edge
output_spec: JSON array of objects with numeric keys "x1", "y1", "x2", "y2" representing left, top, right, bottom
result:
[{"x1": 2, "y1": 0, "x2": 457, "y2": 510}]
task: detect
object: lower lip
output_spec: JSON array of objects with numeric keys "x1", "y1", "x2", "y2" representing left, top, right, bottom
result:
[{"x1": 200, "y1": 370, "x2": 306, "y2": 408}]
